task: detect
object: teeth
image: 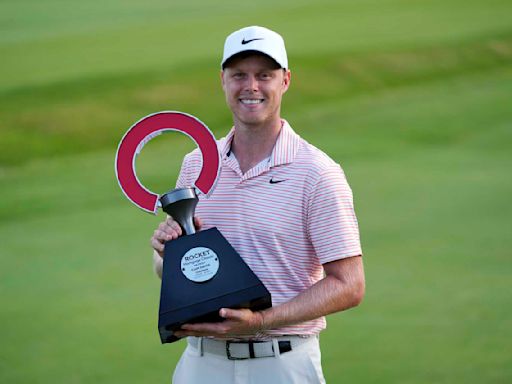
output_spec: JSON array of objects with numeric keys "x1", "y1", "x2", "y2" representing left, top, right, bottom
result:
[{"x1": 240, "y1": 99, "x2": 263, "y2": 105}]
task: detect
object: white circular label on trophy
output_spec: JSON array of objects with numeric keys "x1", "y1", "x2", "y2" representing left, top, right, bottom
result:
[{"x1": 181, "y1": 247, "x2": 219, "y2": 283}]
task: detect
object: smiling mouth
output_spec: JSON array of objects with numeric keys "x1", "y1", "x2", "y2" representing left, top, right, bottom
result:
[{"x1": 240, "y1": 98, "x2": 264, "y2": 105}]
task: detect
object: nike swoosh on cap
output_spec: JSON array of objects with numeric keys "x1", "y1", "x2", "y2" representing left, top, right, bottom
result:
[{"x1": 241, "y1": 38, "x2": 263, "y2": 45}]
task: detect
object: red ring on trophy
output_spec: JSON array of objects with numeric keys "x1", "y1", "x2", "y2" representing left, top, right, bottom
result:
[{"x1": 115, "y1": 111, "x2": 220, "y2": 214}]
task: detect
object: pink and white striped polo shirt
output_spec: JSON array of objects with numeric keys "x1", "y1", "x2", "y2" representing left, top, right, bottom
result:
[{"x1": 176, "y1": 120, "x2": 362, "y2": 336}]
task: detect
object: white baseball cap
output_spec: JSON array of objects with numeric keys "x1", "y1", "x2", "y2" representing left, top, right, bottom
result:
[{"x1": 221, "y1": 26, "x2": 288, "y2": 69}]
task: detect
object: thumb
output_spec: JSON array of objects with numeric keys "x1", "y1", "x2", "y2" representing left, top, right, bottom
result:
[{"x1": 219, "y1": 308, "x2": 244, "y2": 320}]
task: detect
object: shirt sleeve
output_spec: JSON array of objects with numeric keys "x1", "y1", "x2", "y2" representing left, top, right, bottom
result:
[
  {"x1": 175, "y1": 154, "x2": 190, "y2": 189},
  {"x1": 175, "y1": 150, "x2": 203, "y2": 189},
  {"x1": 306, "y1": 164, "x2": 362, "y2": 264}
]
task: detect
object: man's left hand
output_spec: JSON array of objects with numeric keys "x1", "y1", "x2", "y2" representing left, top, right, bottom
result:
[{"x1": 174, "y1": 308, "x2": 264, "y2": 338}]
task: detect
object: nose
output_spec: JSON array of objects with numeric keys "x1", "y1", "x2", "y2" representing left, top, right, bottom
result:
[{"x1": 244, "y1": 75, "x2": 259, "y2": 92}]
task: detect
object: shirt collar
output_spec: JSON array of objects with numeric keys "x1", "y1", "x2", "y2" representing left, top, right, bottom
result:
[
  {"x1": 220, "y1": 127, "x2": 236, "y2": 160},
  {"x1": 220, "y1": 119, "x2": 300, "y2": 167},
  {"x1": 269, "y1": 120, "x2": 301, "y2": 167}
]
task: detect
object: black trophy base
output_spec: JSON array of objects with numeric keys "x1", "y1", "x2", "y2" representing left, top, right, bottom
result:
[{"x1": 158, "y1": 227, "x2": 272, "y2": 344}]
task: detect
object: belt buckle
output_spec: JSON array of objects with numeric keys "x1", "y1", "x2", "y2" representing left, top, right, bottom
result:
[{"x1": 226, "y1": 341, "x2": 249, "y2": 360}]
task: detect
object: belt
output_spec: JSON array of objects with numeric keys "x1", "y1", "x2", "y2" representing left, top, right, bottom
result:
[{"x1": 187, "y1": 336, "x2": 315, "y2": 360}]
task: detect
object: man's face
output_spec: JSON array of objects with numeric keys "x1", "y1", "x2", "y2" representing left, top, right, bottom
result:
[{"x1": 221, "y1": 54, "x2": 291, "y2": 128}]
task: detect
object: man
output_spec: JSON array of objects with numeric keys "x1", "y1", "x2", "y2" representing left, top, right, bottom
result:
[{"x1": 150, "y1": 26, "x2": 365, "y2": 383}]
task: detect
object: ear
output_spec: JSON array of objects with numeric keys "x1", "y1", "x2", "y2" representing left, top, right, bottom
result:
[
  {"x1": 220, "y1": 70, "x2": 226, "y2": 92},
  {"x1": 282, "y1": 69, "x2": 291, "y2": 93}
]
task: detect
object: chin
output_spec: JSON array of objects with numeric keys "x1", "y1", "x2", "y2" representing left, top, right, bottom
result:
[{"x1": 236, "y1": 113, "x2": 266, "y2": 126}]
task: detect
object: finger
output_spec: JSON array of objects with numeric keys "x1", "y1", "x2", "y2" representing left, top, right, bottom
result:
[
  {"x1": 150, "y1": 238, "x2": 165, "y2": 254},
  {"x1": 194, "y1": 216, "x2": 203, "y2": 230},
  {"x1": 180, "y1": 322, "x2": 228, "y2": 333},
  {"x1": 158, "y1": 219, "x2": 182, "y2": 237},
  {"x1": 180, "y1": 323, "x2": 211, "y2": 331},
  {"x1": 174, "y1": 329, "x2": 213, "y2": 338},
  {"x1": 219, "y1": 308, "x2": 245, "y2": 321},
  {"x1": 166, "y1": 218, "x2": 183, "y2": 235},
  {"x1": 153, "y1": 229, "x2": 165, "y2": 243},
  {"x1": 158, "y1": 220, "x2": 170, "y2": 232},
  {"x1": 153, "y1": 229, "x2": 176, "y2": 242},
  {"x1": 165, "y1": 228, "x2": 181, "y2": 241},
  {"x1": 164, "y1": 223, "x2": 182, "y2": 238},
  {"x1": 159, "y1": 221, "x2": 182, "y2": 238},
  {"x1": 158, "y1": 219, "x2": 181, "y2": 232}
]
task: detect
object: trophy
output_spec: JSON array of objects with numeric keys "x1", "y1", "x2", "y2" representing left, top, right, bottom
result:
[{"x1": 115, "y1": 112, "x2": 272, "y2": 343}]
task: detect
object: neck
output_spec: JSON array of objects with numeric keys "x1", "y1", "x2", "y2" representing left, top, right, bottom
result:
[{"x1": 231, "y1": 118, "x2": 282, "y2": 174}]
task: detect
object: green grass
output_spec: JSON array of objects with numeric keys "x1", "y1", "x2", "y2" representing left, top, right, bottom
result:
[
  {"x1": 1, "y1": 30, "x2": 511, "y2": 166},
  {"x1": 1, "y1": 0, "x2": 511, "y2": 383}
]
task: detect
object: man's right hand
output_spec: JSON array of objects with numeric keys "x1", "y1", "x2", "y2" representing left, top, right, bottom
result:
[{"x1": 150, "y1": 216, "x2": 202, "y2": 258}]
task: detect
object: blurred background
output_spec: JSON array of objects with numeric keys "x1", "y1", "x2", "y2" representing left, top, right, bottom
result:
[{"x1": 1, "y1": 0, "x2": 511, "y2": 382}]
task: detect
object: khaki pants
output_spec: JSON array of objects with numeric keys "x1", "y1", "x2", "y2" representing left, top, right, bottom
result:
[{"x1": 172, "y1": 336, "x2": 326, "y2": 384}]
